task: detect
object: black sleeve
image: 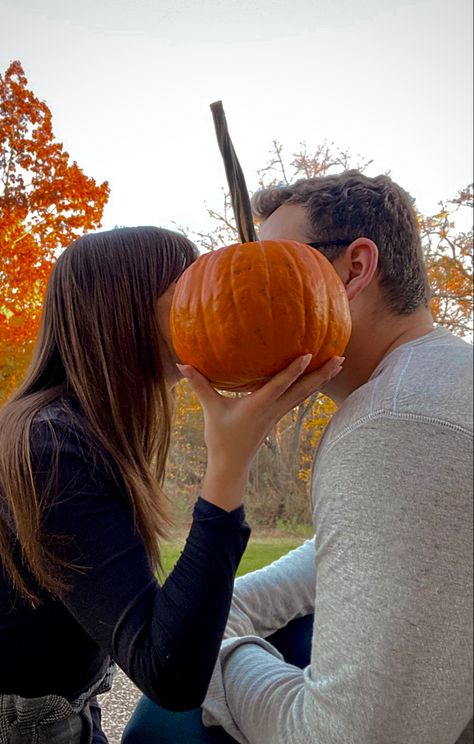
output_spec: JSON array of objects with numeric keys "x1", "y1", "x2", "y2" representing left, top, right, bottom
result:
[{"x1": 32, "y1": 418, "x2": 250, "y2": 711}]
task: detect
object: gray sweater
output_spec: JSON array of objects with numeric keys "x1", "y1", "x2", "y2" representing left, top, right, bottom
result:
[{"x1": 203, "y1": 328, "x2": 473, "y2": 744}]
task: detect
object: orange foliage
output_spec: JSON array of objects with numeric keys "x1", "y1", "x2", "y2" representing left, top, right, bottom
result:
[
  {"x1": 0, "y1": 60, "x2": 109, "y2": 403},
  {"x1": 418, "y1": 185, "x2": 473, "y2": 337}
]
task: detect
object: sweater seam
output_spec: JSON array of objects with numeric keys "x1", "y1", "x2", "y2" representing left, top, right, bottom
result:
[
  {"x1": 391, "y1": 348, "x2": 414, "y2": 413},
  {"x1": 324, "y1": 409, "x2": 473, "y2": 453}
]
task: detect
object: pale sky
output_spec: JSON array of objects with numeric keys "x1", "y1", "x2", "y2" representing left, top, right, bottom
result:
[{"x1": 1, "y1": 0, "x2": 472, "y2": 237}]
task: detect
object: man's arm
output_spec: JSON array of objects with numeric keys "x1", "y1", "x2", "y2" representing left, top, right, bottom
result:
[
  {"x1": 204, "y1": 417, "x2": 473, "y2": 744},
  {"x1": 224, "y1": 538, "x2": 316, "y2": 639}
]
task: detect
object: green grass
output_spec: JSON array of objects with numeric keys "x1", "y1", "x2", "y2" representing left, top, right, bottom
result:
[{"x1": 161, "y1": 536, "x2": 310, "y2": 577}]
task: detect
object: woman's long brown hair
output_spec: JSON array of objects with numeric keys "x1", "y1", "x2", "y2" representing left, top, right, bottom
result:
[{"x1": 0, "y1": 226, "x2": 197, "y2": 605}]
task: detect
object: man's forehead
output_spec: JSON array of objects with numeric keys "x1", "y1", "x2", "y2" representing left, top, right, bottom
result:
[{"x1": 258, "y1": 203, "x2": 311, "y2": 242}]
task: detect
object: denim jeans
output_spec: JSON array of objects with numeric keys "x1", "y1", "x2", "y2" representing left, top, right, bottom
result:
[
  {"x1": 121, "y1": 614, "x2": 314, "y2": 744},
  {"x1": 0, "y1": 664, "x2": 115, "y2": 744}
]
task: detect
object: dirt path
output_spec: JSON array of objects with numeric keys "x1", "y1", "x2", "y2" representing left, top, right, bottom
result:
[{"x1": 100, "y1": 667, "x2": 142, "y2": 744}]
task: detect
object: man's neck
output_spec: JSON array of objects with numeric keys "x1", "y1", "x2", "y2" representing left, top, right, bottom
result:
[{"x1": 324, "y1": 308, "x2": 435, "y2": 406}]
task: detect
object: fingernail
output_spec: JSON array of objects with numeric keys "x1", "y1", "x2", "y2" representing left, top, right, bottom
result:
[
  {"x1": 300, "y1": 353, "x2": 312, "y2": 367},
  {"x1": 176, "y1": 364, "x2": 190, "y2": 378},
  {"x1": 329, "y1": 364, "x2": 343, "y2": 378}
]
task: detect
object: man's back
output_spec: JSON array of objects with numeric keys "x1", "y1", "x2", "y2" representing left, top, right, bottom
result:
[
  {"x1": 311, "y1": 327, "x2": 473, "y2": 743},
  {"x1": 202, "y1": 328, "x2": 472, "y2": 743},
  {"x1": 319, "y1": 326, "x2": 472, "y2": 438}
]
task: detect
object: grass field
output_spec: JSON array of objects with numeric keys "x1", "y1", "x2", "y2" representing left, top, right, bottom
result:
[{"x1": 161, "y1": 535, "x2": 312, "y2": 577}]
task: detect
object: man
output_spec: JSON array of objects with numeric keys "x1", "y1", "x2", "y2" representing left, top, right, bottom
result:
[
  {"x1": 200, "y1": 172, "x2": 473, "y2": 744},
  {"x1": 123, "y1": 172, "x2": 473, "y2": 744}
]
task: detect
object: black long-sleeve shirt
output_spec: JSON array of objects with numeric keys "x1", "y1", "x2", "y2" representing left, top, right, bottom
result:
[{"x1": 0, "y1": 401, "x2": 250, "y2": 712}]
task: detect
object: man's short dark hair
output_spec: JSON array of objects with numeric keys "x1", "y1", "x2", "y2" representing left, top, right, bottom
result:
[{"x1": 252, "y1": 171, "x2": 430, "y2": 315}]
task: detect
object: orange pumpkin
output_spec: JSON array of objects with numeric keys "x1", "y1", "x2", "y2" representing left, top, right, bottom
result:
[{"x1": 170, "y1": 239, "x2": 351, "y2": 391}]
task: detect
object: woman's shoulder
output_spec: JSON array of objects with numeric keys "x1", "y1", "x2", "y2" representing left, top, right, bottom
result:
[
  {"x1": 30, "y1": 397, "x2": 116, "y2": 482},
  {"x1": 32, "y1": 396, "x2": 83, "y2": 428},
  {"x1": 31, "y1": 397, "x2": 92, "y2": 450}
]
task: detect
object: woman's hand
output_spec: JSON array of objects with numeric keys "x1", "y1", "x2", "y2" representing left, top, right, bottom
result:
[{"x1": 177, "y1": 355, "x2": 344, "y2": 512}]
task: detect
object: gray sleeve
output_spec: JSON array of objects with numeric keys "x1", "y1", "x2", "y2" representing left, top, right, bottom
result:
[
  {"x1": 224, "y1": 538, "x2": 316, "y2": 639},
  {"x1": 203, "y1": 416, "x2": 473, "y2": 744}
]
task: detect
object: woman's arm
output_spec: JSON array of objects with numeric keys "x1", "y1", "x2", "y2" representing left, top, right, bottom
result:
[
  {"x1": 33, "y1": 356, "x2": 342, "y2": 711},
  {"x1": 33, "y1": 418, "x2": 249, "y2": 711},
  {"x1": 179, "y1": 354, "x2": 343, "y2": 513}
]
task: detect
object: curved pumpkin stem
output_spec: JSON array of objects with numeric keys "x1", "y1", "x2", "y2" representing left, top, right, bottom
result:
[{"x1": 210, "y1": 100, "x2": 257, "y2": 244}]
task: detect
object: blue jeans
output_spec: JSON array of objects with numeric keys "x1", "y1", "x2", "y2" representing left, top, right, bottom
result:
[{"x1": 121, "y1": 614, "x2": 313, "y2": 744}]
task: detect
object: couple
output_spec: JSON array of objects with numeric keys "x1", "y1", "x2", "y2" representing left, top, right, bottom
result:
[{"x1": 0, "y1": 171, "x2": 472, "y2": 744}]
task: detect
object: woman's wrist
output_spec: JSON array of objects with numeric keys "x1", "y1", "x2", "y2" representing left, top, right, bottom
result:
[{"x1": 201, "y1": 461, "x2": 250, "y2": 513}]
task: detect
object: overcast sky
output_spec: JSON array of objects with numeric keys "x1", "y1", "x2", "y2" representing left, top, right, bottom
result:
[{"x1": 1, "y1": 0, "x2": 472, "y2": 236}]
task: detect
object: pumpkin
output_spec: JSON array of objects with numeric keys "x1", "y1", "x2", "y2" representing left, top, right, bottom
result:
[{"x1": 170, "y1": 239, "x2": 351, "y2": 391}]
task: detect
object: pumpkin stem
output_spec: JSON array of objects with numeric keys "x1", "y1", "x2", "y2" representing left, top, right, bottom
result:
[{"x1": 210, "y1": 100, "x2": 257, "y2": 244}]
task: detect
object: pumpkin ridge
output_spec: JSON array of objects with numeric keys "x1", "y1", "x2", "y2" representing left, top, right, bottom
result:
[
  {"x1": 295, "y1": 244, "x2": 327, "y2": 361},
  {"x1": 277, "y1": 240, "x2": 298, "y2": 364},
  {"x1": 316, "y1": 256, "x2": 336, "y2": 363},
  {"x1": 261, "y1": 241, "x2": 276, "y2": 373},
  {"x1": 315, "y1": 253, "x2": 330, "y2": 360},
  {"x1": 170, "y1": 238, "x2": 351, "y2": 392},
  {"x1": 282, "y1": 241, "x2": 308, "y2": 359},
  {"x1": 207, "y1": 249, "x2": 232, "y2": 378},
  {"x1": 229, "y1": 244, "x2": 249, "y2": 377},
  {"x1": 198, "y1": 254, "x2": 221, "y2": 378},
  {"x1": 298, "y1": 245, "x2": 312, "y2": 357},
  {"x1": 312, "y1": 250, "x2": 351, "y2": 365}
]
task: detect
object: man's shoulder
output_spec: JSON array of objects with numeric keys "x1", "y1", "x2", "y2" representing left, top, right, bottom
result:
[{"x1": 329, "y1": 328, "x2": 473, "y2": 443}]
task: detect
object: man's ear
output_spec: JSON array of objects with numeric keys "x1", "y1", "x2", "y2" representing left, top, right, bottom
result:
[{"x1": 332, "y1": 237, "x2": 379, "y2": 301}]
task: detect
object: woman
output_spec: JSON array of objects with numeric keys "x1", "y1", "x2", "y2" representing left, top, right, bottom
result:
[{"x1": 0, "y1": 226, "x2": 343, "y2": 743}]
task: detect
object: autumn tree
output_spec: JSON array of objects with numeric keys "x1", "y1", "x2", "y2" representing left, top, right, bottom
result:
[
  {"x1": 419, "y1": 184, "x2": 473, "y2": 338},
  {"x1": 171, "y1": 140, "x2": 473, "y2": 526},
  {"x1": 0, "y1": 60, "x2": 109, "y2": 402}
]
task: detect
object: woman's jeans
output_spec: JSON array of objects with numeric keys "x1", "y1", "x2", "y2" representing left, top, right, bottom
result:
[
  {"x1": 0, "y1": 663, "x2": 115, "y2": 744},
  {"x1": 121, "y1": 614, "x2": 314, "y2": 744}
]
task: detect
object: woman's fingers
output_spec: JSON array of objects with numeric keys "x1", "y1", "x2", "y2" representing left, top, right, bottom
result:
[
  {"x1": 180, "y1": 356, "x2": 344, "y2": 506},
  {"x1": 251, "y1": 354, "x2": 313, "y2": 405},
  {"x1": 278, "y1": 356, "x2": 344, "y2": 411},
  {"x1": 253, "y1": 355, "x2": 343, "y2": 408},
  {"x1": 178, "y1": 354, "x2": 344, "y2": 423},
  {"x1": 176, "y1": 364, "x2": 220, "y2": 407}
]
